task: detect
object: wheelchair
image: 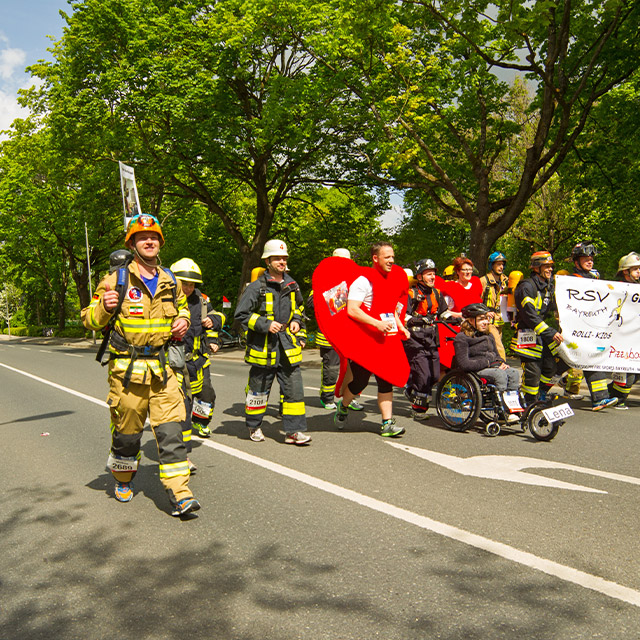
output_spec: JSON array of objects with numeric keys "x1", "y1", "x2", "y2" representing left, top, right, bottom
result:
[{"x1": 434, "y1": 369, "x2": 564, "y2": 441}]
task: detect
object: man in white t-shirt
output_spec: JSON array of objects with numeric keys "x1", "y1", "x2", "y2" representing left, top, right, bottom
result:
[{"x1": 333, "y1": 242, "x2": 409, "y2": 437}]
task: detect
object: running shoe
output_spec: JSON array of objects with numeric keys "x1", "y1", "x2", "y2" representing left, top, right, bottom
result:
[
  {"x1": 249, "y1": 427, "x2": 265, "y2": 442},
  {"x1": 615, "y1": 401, "x2": 629, "y2": 411},
  {"x1": 320, "y1": 399, "x2": 337, "y2": 410},
  {"x1": 284, "y1": 431, "x2": 312, "y2": 445},
  {"x1": 187, "y1": 458, "x2": 197, "y2": 473},
  {"x1": 171, "y1": 497, "x2": 201, "y2": 517},
  {"x1": 592, "y1": 397, "x2": 618, "y2": 411},
  {"x1": 380, "y1": 418, "x2": 405, "y2": 437},
  {"x1": 349, "y1": 399, "x2": 364, "y2": 411},
  {"x1": 411, "y1": 410, "x2": 428, "y2": 421},
  {"x1": 193, "y1": 423, "x2": 212, "y2": 438},
  {"x1": 334, "y1": 403, "x2": 349, "y2": 429},
  {"x1": 114, "y1": 481, "x2": 134, "y2": 503}
]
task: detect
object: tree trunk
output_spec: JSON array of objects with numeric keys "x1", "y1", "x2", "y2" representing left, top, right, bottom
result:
[
  {"x1": 57, "y1": 288, "x2": 67, "y2": 332},
  {"x1": 72, "y1": 265, "x2": 91, "y2": 310},
  {"x1": 468, "y1": 219, "x2": 498, "y2": 277}
]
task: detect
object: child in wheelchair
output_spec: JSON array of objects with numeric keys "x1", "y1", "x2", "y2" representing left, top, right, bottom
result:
[{"x1": 454, "y1": 303, "x2": 521, "y2": 422}]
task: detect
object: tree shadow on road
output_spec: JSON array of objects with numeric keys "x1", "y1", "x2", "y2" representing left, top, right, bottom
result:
[
  {"x1": 2, "y1": 482, "x2": 638, "y2": 640},
  {"x1": 0, "y1": 410, "x2": 74, "y2": 426}
]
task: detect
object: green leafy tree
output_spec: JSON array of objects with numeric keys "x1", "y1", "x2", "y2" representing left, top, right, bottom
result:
[
  {"x1": 307, "y1": 0, "x2": 640, "y2": 270},
  {"x1": 30, "y1": 0, "x2": 364, "y2": 298},
  {"x1": 0, "y1": 118, "x2": 122, "y2": 325}
]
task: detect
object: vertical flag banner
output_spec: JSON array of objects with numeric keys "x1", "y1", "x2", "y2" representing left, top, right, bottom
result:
[
  {"x1": 119, "y1": 161, "x2": 141, "y2": 230},
  {"x1": 555, "y1": 275, "x2": 640, "y2": 373}
]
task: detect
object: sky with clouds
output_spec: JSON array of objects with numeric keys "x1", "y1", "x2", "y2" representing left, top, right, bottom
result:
[{"x1": 0, "y1": 0, "x2": 68, "y2": 134}]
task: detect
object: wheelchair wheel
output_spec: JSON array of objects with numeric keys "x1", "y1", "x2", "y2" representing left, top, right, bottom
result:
[
  {"x1": 527, "y1": 407, "x2": 560, "y2": 441},
  {"x1": 435, "y1": 370, "x2": 482, "y2": 432},
  {"x1": 485, "y1": 421, "x2": 500, "y2": 437}
]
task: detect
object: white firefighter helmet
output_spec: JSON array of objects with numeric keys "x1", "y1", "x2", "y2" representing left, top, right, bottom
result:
[
  {"x1": 170, "y1": 258, "x2": 203, "y2": 283},
  {"x1": 261, "y1": 239, "x2": 289, "y2": 260},
  {"x1": 617, "y1": 252, "x2": 640, "y2": 273},
  {"x1": 332, "y1": 248, "x2": 351, "y2": 259}
]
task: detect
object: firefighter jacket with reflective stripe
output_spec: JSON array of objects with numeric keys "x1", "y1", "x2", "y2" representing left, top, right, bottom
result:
[
  {"x1": 82, "y1": 262, "x2": 190, "y2": 384},
  {"x1": 235, "y1": 272, "x2": 307, "y2": 367},
  {"x1": 306, "y1": 290, "x2": 332, "y2": 348},
  {"x1": 184, "y1": 289, "x2": 225, "y2": 358},
  {"x1": 404, "y1": 283, "x2": 447, "y2": 350},
  {"x1": 480, "y1": 272, "x2": 508, "y2": 325},
  {"x1": 510, "y1": 273, "x2": 559, "y2": 359}
]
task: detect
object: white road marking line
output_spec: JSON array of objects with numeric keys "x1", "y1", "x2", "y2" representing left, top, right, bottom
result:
[
  {"x1": 39, "y1": 349, "x2": 53, "y2": 353},
  {"x1": 63, "y1": 353, "x2": 83, "y2": 358},
  {"x1": 198, "y1": 438, "x2": 640, "y2": 609},
  {"x1": 210, "y1": 373, "x2": 224, "y2": 377},
  {"x1": 304, "y1": 385, "x2": 376, "y2": 400},
  {"x1": 21, "y1": 347, "x2": 31, "y2": 350},
  {"x1": 0, "y1": 362, "x2": 107, "y2": 407},
  {"x1": 2, "y1": 358, "x2": 639, "y2": 608}
]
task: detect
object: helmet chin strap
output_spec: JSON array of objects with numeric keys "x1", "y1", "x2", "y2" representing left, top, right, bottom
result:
[{"x1": 132, "y1": 245, "x2": 160, "y2": 270}]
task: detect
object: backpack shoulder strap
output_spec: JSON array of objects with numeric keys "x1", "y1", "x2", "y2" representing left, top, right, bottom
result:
[
  {"x1": 161, "y1": 267, "x2": 178, "y2": 307},
  {"x1": 95, "y1": 267, "x2": 129, "y2": 364}
]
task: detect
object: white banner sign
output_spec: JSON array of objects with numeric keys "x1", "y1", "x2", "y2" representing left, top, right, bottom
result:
[
  {"x1": 555, "y1": 275, "x2": 640, "y2": 373},
  {"x1": 119, "y1": 161, "x2": 141, "y2": 230}
]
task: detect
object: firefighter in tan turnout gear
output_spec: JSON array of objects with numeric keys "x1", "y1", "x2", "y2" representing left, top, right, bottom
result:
[
  {"x1": 82, "y1": 214, "x2": 200, "y2": 517},
  {"x1": 234, "y1": 239, "x2": 311, "y2": 445}
]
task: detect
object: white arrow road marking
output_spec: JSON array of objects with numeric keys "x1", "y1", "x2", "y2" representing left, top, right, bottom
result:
[{"x1": 386, "y1": 442, "x2": 640, "y2": 494}]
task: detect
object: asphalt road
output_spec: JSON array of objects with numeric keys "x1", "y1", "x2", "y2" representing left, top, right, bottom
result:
[{"x1": 1, "y1": 338, "x2": 640, "y2": 640}]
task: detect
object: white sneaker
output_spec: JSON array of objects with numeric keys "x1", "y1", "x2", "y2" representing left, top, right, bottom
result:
[
  {"x1": 506, "y1": 413, "x2": 520, "y2": 423},
  {"x1": 320, "y1": 399, "x2": 337, "y2": 410},
  {"x1": 411, "y1": 410, "x2": 429, "y2": 421},
  {"x1": 349, "y1": 399, "x2": 364, "y2": 411},
  {"x1": 284, "y1": 431, "x2": 312, "y2": 445},
  {"x1": 249, "y1": 428, "x2": 265, "y2": 442}
]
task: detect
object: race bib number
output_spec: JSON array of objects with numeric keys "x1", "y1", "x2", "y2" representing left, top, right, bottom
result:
[
  {"x1": 192, "y1": 398, "x2": 213, "y2": 419},
  {"x1": 503, "y1": 390, "x2": 524, "y2": 412},
  {"x1": 611, "y1": 372, "x2": 627, "y2": 383},
  {"x1": 246, "y1": 391, "x2": 268, "y2": 410},
  {"x1": 380, "y1": 313, "x2": 398, "y2": 335},
  {"x1": 517, "y1": 329, "x2": 536, "y2": 347},
  {"x1": 107, "y1": 453, "x2": 139, "y2": 473}
]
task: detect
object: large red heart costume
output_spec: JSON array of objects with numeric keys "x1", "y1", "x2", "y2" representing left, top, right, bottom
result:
[{"x1": 312, "y1": 257, "x2": 410, "y2": 392}]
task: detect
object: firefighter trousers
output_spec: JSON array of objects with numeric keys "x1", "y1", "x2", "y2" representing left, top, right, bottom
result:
[
  {"x1": 106, "y1": 370, "x2": 192, "y2": 505},
  {"x1": 319, "y1": 346, "x2": 340, "y2": 403},
  {"x1": 562, "y1": 368, "x2": 612, "y2": 403},
  {"x1": 245, "y1": 360, "x2": 307, "y2": 434},
  {"x1": 404, "y1": 346, "x2": 440, "y2": 409},
  {"x1": 519, "y1": 349, "x2": 568, "y2": 405},
  {"x1": 610, "y1": 374, "x2": 639, "y2": 402}
]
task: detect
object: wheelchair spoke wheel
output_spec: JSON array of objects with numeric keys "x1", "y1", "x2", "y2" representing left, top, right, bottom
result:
[{"x1": 435, "y1": 370, "x2": 482, "y2": 432}]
